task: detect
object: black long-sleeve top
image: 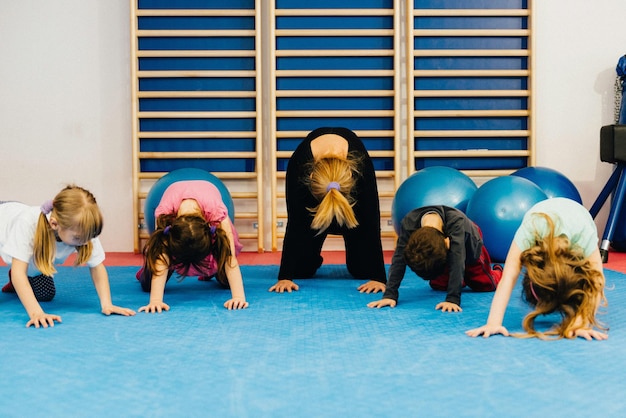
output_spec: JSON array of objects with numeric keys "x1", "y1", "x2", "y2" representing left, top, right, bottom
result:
[
  {"x1": 383, "y1": 206, "x2": 483, "y2": 306},
  {"x1": 277, "y1": 127, "x2": 387, "y2": 283}
]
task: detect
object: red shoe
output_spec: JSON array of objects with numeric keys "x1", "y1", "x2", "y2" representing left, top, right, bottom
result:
[{"x1": 2, "y1": 270, "x2": 15, "y2": 293}]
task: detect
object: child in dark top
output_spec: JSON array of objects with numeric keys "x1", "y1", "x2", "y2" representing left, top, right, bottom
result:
[
  {"x1": 368, "y1": 206, "x2": 502, "y2": 312},
  {"x1": 269, "y1": 127, "x2": 387, "y2": 294}
]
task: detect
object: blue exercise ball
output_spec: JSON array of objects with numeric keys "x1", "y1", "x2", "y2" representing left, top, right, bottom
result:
[
  {"x1": 144, "y1": 168, "x2": 235, "y2": 233},
  {"x1": 466, "y1": 176, "x2": 548, "y2": 262},
  {"x1": 391, "y1": 166, "x2": 477, "y2": 234},
  {"x1": 511, "y1": 166, "x2": 582, "y2": 204}
]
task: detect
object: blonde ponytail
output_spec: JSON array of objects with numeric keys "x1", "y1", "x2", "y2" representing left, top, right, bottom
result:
[{"x1": 307, "y1": 154, "x2": 361, "y2": 233}]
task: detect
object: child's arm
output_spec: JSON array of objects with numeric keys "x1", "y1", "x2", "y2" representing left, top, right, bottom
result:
[
  {"x1": 466, "y1": 242, "x2": 522, "y2": 338},
  {"x1": 138, "y1": 258, "x2": 171, "y2": 313},
  {"x1": 221, "y1": 219, "x2": 248, "y2": 310},
  {"x1": 11, "y1": 259, "x2": 62, "y2": 328},
  {"x1": 89, "y1": 263, "x2": 135, "y2": 317}
]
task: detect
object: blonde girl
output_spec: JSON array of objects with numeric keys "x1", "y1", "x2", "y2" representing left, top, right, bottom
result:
[
  {"x1": 466, "y1": 198, "x2": 607, "y2": 340},
  {"x1": 0, "y1": 185, "x2": 135, "y2": 328}
]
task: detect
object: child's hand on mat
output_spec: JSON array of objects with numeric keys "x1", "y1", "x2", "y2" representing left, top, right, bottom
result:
[
  {"x1": 138, "y1": 301, "x2": 170, "y2": 314},
  {"x1": 268, "y1": 279, "x2": 299, "y2": 293},
  {"x1": 224, "y1": 298, "x2": 248, "y2": 310},
  {"x1": 569, "y1": 328, "x2": 609, "y2": 341},
  {"x1": 357, "y1": 280, "x2": 385, "y2": 294},
  {"x1": 435, "y1": 301, "x2": 462, "y2": 313},
  {"x1": 465, "y1": 324, "x2": 509, "y2": 338},
  {"x1": 102, "y1": 305, "x2": 136, "y2": 317},
  {"x1": 26, "y1": 312, "x2": 62, "y2": 328},
  {"x1": 367, "y1": 298, "x2": 396, "y2": 308}
]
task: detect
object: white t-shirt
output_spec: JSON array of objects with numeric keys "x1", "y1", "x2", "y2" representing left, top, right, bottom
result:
[{"x1": 0, "y1": 202, "x2": 105, "y2": 276}]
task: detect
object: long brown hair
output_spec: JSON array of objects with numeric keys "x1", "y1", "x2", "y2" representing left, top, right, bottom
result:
[
  {"x1": 143, "y1": 213, "x2": 232, "y2": 283},
  {"x1": 306, "y1": 153, "x2": 362, "y2": 233},
  {"x1": 515, "y1": 213, "x2": 607, "y2": 339},
  {"x1": 33, "y1": 185, "x2": 103, "y2": 276}
]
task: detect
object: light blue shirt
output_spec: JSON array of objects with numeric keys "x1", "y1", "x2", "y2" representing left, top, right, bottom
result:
[{"x1": 513, "y1": 198, "x2": 598, "y2": 257}]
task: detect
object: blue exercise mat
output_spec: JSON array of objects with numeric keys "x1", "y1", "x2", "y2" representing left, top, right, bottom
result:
[{"x1": 1, "y1": 265, "x2": 625, "y2": 417}]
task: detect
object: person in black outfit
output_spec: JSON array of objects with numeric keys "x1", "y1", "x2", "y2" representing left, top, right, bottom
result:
[
  {"x1": 269, "y1": 127, "x2": 387, "y2": 293},
  {"x1": 368, "y1": 206, "x2": 502, "y2": 312}
]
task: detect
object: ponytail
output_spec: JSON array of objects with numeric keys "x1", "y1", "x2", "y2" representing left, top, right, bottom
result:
[
  {"x1": 307, "y1": 153, "x2": 362, "y2": 233},
  {"x1": 32, "y1": 212, "x2": 57, "y2": 276},
  {"x1": 210, "y1": 225, "x2": 233, "y2": 284},
  {"x1": 143, "y1": 222, "x2": 173, "y2": 277}
]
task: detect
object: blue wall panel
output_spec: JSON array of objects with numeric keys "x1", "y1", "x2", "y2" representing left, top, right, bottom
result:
[
  {"x1": 273, "y1": 3, "x2": 397, "y2": 178},
  {"x1": 135, "y1": 2, "x2": 259, "y2": 175},
  {"x1": 411, "y1": 2, "x2": 531, "y2": 172}
]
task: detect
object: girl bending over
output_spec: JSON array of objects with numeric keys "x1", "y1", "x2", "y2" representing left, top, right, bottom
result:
[
  {"x1": 0, "y1": 185, "x2": 135, "y2": 328},
  {"x1": 466, "y1": 198, "x2": 607, "y2": 340},
  {"x1": 137, "y1": 180, "x2": 247, "y2": 312}
]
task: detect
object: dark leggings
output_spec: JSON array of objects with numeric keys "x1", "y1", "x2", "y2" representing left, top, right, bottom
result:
[{"x1": 7, "y1": 270, "x2": 56, "y2": 302}]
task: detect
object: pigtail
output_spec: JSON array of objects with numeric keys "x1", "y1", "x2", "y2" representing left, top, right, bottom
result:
[
  {"x1": 210, "y1": 224, "x2": 233, "y2": 285},
  {"x1": 74, "y1": 241, "x2": 94, "y2": 267},
  {"x1": 32, "y1": 212, "x2": 57, "y2": 276},
  {"x1": 143, "y1": 216, "x2": 174, "y2": 276}
]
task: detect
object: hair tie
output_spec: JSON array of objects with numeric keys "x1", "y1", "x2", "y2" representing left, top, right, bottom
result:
[
  {"x1": 529, "y1": 281, "x2": 539, "y2": 302},
  {"x1": 326, "y1": 182, "x2": 340, "y2": 193},
  {"x1": 210, "y1": 225, "x2": 217, "y2": 235},
  {"x1": 163, "y1": 225, "x2": 171, "y2": 235},
  {"x1": 40, "y1": 200, "x2": 54, "y2": 215}
]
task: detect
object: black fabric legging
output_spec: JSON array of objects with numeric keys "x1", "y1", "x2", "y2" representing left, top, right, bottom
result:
[{"x1": 29, "y1": 274, "x2": 56, "y2": 302}]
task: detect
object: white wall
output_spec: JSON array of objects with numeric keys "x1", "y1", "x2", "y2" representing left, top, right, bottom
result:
[
  {"x1": 0, "y1": 1, "x2": 133, "y2": 251},
  {"x1": 533, "y1": 0, "x2": 626, "y2": 230},
  {"x1": 1, "y1": 1, "x2": 625, "y2": 251}
]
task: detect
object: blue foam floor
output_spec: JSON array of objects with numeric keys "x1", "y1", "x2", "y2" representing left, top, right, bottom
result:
[{"x1": 1, "y1": 265, "x2": 625, "y2": 417}]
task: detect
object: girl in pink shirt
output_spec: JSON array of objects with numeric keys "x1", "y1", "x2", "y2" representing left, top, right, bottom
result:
[{"x1": 136, "y1": 180, "x2": 247, "y2": 312}]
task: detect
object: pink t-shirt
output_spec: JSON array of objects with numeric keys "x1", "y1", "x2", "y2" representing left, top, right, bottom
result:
[
  {"x1": 155, "y1": 180, "x2": 242, "y2": 277},
  {"x1": 155, "y1": 180, "x2": 228, "y2": 224}
]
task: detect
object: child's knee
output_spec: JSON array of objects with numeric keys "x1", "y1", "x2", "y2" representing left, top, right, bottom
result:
[
  {"x1": 428, "y1": 275, "x2": 448, "y2": 291},
  {"x1": 29, "y1": 274, "x2": 56, "y2": 302}
]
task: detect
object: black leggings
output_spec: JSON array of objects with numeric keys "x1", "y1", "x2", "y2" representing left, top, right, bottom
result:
[{"x1": 7, "y1": 270, "x2": 56, "y2": 302}]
